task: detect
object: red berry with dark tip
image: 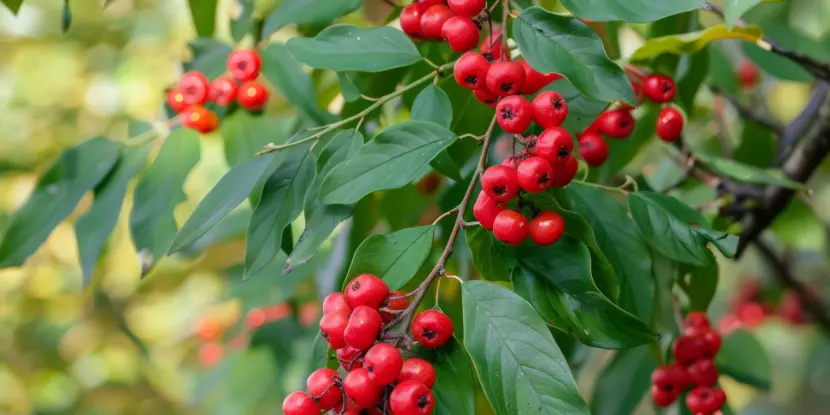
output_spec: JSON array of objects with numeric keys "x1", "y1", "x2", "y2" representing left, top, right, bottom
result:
[
  {"x1": 337, "y1": 346, "x2": 364, "y2": 371},
  {"x1": 528, "y1": 211, "x2": 565, "y2": 246},
  {"x1": 643, "y1": 74, "x2": 676, "y2": 103},
  {"x1": 481, "y1": 165, "x2": 520, "y2": 202},
  {"x1": 364, "y1": 343, "x2": 404, "y2": 385},
  {"x1": 454, "y1": 52, "x2": 490, "y2": 89},
  {"x1": 421, "y1": 5, "x2": 455, "y2": 40},
  {"x1": 532, "y1": 91, "x2": 569, "y2": 128},
  {"x1": 651, "y1": 385, "x2": 678, "y2": 408},
  {"x1": 343, "y1": 368, "x2": 382, "y2": 408},
  {"x1": 237, "y1": 81, "x2": 269, "y2": 111},
  {"x1": 167, "y1": 87, "x2": 187, "y2": 113},
  {"x1": 401, "y1": 3, "x2": 426, "y2": 39},
  {"x1": 307, "y1": 368, "x2": 343, "y2": 410},
  {"x1": 656, "y1": 107, "x2": 684, "y2": 142},
  {"x1": 210, "y1": 75, "x2": 238, "y2": 106},
  {"x1": 473, "y1": 191, "x2": 504, "y2": 230},
  {"x1": 519, "y1": 59, "x2": 562, "y2": 95},
  {"x1": 390, "y1": 380, "x2": 435, "y2": 415},
  {"x1": 398, "y1": 358, "x2": 437, "y2": 388},
  {"x1": 550, "y1": 155, "x2": 578, "y2": 187},
  {"x1": 411, "y1": 310, "x2": 454, "y2": 349},
  {"x1": 534, "y1": 127, "x2": 574, "y2": 164},
  {"x1": 178, "y1": 71, "x2": 211, "y2": 105},
  {"x1": 320, "y1": 309, "x2": 350, "y2": 349},
  {"x1": 480, "y1": 29, "x2": 503, "y2": 61},
  {"x1": 496, "y1": 95, "x2": 533, "y2": 133},
  {"x1": 323, "y1": 292, "x2": 352, "y2": 315},
  {"x1": 346, "y1": 274, "x2": 390, "y2": 309},
  {"x1": 493, "y1": 209, "x2": 529, "y2": 246},
  {"x1": 686, "y1": 386, "x2": 726, "y2": 414},
  {"x1": 687, "y1": 358, "x2": 718, "y2": 386},
  {"x1": 442, "y1": 16, "x2": 480, "y2": 52},
  {"x1": 344, "y1": 306, "x2": 383, "y2": 350},
  {"x1": 448, "y1": 0, "x2": 486, "y2": 17},
  {"x1": 227, "y1": 49, "x2": 262, "y2": 82},
  {"x1": 684, "y1": 311, "x2": 711, "y2": 329},
  {"x1": 282, "y1": 391, "x2": 319, "y2": 415},
  {"x1": 474, "y1": 87, "x2": 498, "y2": 108},
  {"x1": 516, "y1": 156, "x2": 554, "y2": 193},
  {"x1": 673, "y1": 334, "x2": 709, "y2": 365},
  {"x1": 597, "y1": 109, "x2": 635, "y2": 139},
  {"x1": 486, "y1": 61, "x2": 525, "y2": 96},
  {"x1": 652, "y1": 364, "x2": 689, "y2": 395},
  {"x1": 577, "y1": 132, "x2": 609, "y2": 167}
]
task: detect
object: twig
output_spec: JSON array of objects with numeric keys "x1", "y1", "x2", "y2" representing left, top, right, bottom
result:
[
  {"x1": 776, "y1": 82, "x2": 830, "y2": 164},
  {"x1": 709, "y1": 86, "x2": 784, "y2": 135},
  {"x1": 431, "y1": 207, "x2": 459, "y2": 226}
]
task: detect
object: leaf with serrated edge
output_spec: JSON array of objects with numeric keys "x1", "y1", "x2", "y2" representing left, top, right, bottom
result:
[{"x1": 344, "y1": 226, "x2": 434, "y2": 290}]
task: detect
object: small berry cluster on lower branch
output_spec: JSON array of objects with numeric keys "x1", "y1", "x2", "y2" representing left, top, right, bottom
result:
[
  {"x1": 283, "y1": 274, "x2": 453, "y2": 415},
  {"x1": 651, "y1": 312, "x2": 726, "y2": 414}
]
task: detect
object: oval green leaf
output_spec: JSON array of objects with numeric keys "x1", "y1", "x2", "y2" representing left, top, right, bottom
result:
[
  {"x1": 465, "y1": 227, "x2": 515, "y2": 282},
  {"x1": 558, "y1": 0, "x2": 705, "y2": 23},
  {"x1": 631, "y1": 24, "x2": 764, "y2": 61},
  {"x1": 591, "y1": 347, "x2": 657, "y2": 415},
  {"x1": 695, "y1": 153, "x2": 807, "y2": 189},
  {"x1": 715, "y1": 329, "x2": 772, "y2": 390},
  {"x1": 344, "y1": 225, "x2": 434, "y2": 290},
  {"x1": 261, "y1": 44, "x2": 337, "y2": 125},
  {"x1": 261, "y1": 0, "x2": 362, "y2": 39},
  {"x1": 427, "y1": 337, "x2": 476, "y2": 415}
]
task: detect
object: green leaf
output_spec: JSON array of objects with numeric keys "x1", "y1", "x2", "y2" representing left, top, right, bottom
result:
[
  {"x1": 568, "y1": 184, "x2": 654, "y2": 321},
  {"x1": 0, "y1": 137, "x2": 119, "y2": 268},
  {"x1": 337, "y1": 72, "x2": 361, "y2": 102},
  {"x1": 631, "y1": 25, "x2": 764, "y2": 61},
  {"x1": 679, "y1": 261, "x2": 718, "y2": 311},
  {"x1": 542, "y1": 79, "x2": 606, "y2": 133},
  {"x1": 510, "y1": 265, "x2": 570, "y2": 329},
  {"x1": 261, "y1": 44, "x2": 337, "y2": 125},
  {"x1": 695, "y1": 153, "x2": 806, "y2": 189},
  {"x1": 245, "y1": 144, "x2": 316, "y2": 278},
  {"x1": 676, "y1": 48, "x2": 711, "y2": 113},
  {"x1": 169, "y1": 153, "x2": 277, "y2": 255},
  {"x1": 1, "y1": 0, "x2": 23, "y2": 14},
  {"x1": 411, "y1": 85, "x2": 461, "y2": 181},
  {"x1": 429, "y1": 337, "x2": 476, "y2": 415},
  {"x1": 230, "y1": 0, "x2": 254, "y2": 42},
  {"x1": 465, "y1": 227, "x2": 514, "y2": 282},
  {"x1": 591, "y1": 347, "x2": 657, "y2": 415},
  {"x1": 75, "y1": 143, "x2": 150, "y2": 285},
  {"x1": 261, "y1": 0, "x2": 362, "y2": 39},
  {"x1": 591, "y1": 106, "x2": 659, "y2": 182},
  {"x1": 716, "y1": 330, "x2": 772, "y2": 390},
  {"x1": 627, "y1": 192, "x2": 713, "y2": 266},
  {"x1": 513, "y1": 7, "x2": 635, "y2": 104},
  {"x1": 179, "y1": 209, "x2": 250, "y2": 256},
  {"x1": 183, "y1": 38, "x2": 232, "y2": 81},
  {"x1": 187, "y1": 0, "x2": 217, "y2": 37},
  {"x1": 130, "y1": 129, "x2": 201, "y2": 275},
  {"x1": 708, "y1": 46, "x2": 740, "y2": 94},
  {"x1": 725, "y1": 0, "x2": 783, "y2": 29},
  {"x1": 558, "y1": 0, "x2": 705, "y2": 22},
  {"x1": 218, "y1": 111, "x2": 288, "y2": 167},
  {"x1": 345, "y1": 226, "x2": 434, "y2": 290},
  {"x1": 319, "y1": 120, "x2": 458, "y2": 205},
  {"x1": 461, "y1": 281, "x2": 589, "y2": 415},
  {"x1": 651, "y1": 251, "x2": 681, "y2": 355},
  {"x1": 286, "y1": 25, "x2": 422, "y2": 73},
  {"x1": 735, "y1": 120, "x2": 776, "y2": 167},
  {"x1": 61, "y1": 0, "x2": 71, "y2": 32},
  {"x1": 311, "y1": 130, "x2": 364, "y2": 198}
]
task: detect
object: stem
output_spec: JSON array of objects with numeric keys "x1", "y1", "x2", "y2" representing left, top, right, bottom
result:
[{"x1": 431, "y1": 207, "x2": 459, "y2": 225}]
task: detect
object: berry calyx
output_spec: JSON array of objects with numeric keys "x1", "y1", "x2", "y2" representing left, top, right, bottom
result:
[
  {"x1": 532, "y1": 91, "x2": 569, "y2": 128},
  {"x1": 516, "y1": 156, "x2": 554, "y2": 193},
  {"x1": 448, "y1": 0, "x2": 486, "y2": 18},
  {"x1": 643, "y1": 74, "x2": 676, "y2": 103},
  {"x1": 411, "y1": 309, "x2": 454, "y2": 348},
  {"x1": 519, "y1": 59, "x2": 562, "y2": 95},
  {"x1": 343, "y1": 368, "x2": 382, "y2": 408},
  {"x1": 550, "y1": 155, "x2": 578, "y2": 187},
  {"x1": 454, "y1": 52, "x2": 490, "y2": 90},
  {"x1": 364, "y1": 343, "x2": 404, "y2": 385},
  {"x1": 307, "y1": 368, "x2": 343, "y2": 410},
  {"x1": 577, "y1": 132, "x2": 609, "y2": 167},
  {"x1": 686, "y1": 386, "x2": 726, "y2": 414},
  {"x1": 398, "y1": 358, "x2": 437, "y2": 388},
  {"x1": 597, "y1": 109, "x2": 635, "y2": 139},
  {"x1": 166, "y1": 87, "x2": 187, "y2": 113},
  {"x1": 346, "y1": 274, "x2": 391, "y2": 309},
  {"x1": 481, "y1": 165, "x2": 520, "y2": 202},
  {"x1": 344, "y1": 306, "x2": 383, "y2": 350},
  {"x1": 473, "y1": 191, "x2": 504, "y2": 230},
  {"x1": 420, "y1": 5, "x2": 455, "y2": 40},
  {"x1": 534, "y1": 127, "x2": 574, "y2": 164},
  {"x1": 390, "y1": 380, "x2": 435, "y2": 415},
  {"x1": 380, "y1": 291, "x2": 409, "y2": 322},
  {"x1": 687, "y1": 358, "x2": 718, "y2": 386},
  {"x1": 178, "y1": 71, "x2": 211, "y2": 105},
  {"x1": 323, "y1": 292, "x2": 352, "y2": 315},
  {"x1": 400, "y1": 3, "x2": 426, "y2": 39},
  {"x1": 320, "y1": 309, "x2": 350, "y2": 349},
  {"x1": 282, "y1": 391, "x2": 319, "y2": 415},
  {"x1": 496, "y1": 95, "x2": 533, "y2": 133},
  {"x1": 493, "y1": 209, "x2": 529, "y2": 246},
  {"x1": 210, "y1": 75, "x2": 238, "y2": 106},
  {"x1": 650, "y1": 385, "x2": 678, "y2": 408},
  {"x1": 528, "y1": 211, "x2": 565, "y2": 246},
  {"x1": 656, "y1": 107, "x2": 684, "y2": 142},
  {"x1": 486, "y1": 61, "x2": 526, "y2": 97},
  {"x1": 442, "y1": 16, "x2": 480, "y2": 52},
  {"x1": 237, "y1": 81, "x2": 268, "y2": 111},
  {"x1": 227, "y1": 49, "x2": 262, "y2": 82},
  {"x1": 474, "y1": 87, "x2": 498, "y2": 108}
]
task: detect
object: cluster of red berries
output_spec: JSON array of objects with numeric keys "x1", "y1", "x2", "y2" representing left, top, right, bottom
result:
[
  {"x1": 401, "y1": 0, "x2": 487, "y2": 52},
  {"x1": 166, "y1": 49, "x2": 269, "y2": 134},
  {"x1": 651, "y1": 312, "x2": 726, "y2": 414},
  {"x1": 283, "y1": 274, "x2": 454, "y2": 415},
  {"x1": 719, "y1": 280, "x2": 808, "y2": 334}
]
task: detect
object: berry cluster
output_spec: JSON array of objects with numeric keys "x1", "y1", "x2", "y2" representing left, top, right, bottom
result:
[
  {"x1": 166, "y1": 49, "x2": 269, "y2": 134},
  {"x1": 401, "y1": 0, "x2": 487, "y2": 52},
  {"x1": 283, "y1": 274, "x2": 455, "y2": 415},
  {"x1": 719, "y1": 280, "x2": 808, "y2": 333},
  {"x1": 651, "y1": 313, "x2": 726, "y2": 414}
]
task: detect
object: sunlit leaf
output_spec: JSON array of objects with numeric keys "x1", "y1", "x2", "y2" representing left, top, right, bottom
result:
[{"x1": 631, "y1": 25, "x2": 764, "y2": 61}]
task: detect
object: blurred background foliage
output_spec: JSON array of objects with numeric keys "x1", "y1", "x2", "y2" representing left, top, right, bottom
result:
[{"x1": 1, "y1": 0, "x2": 830, "y2": 414}]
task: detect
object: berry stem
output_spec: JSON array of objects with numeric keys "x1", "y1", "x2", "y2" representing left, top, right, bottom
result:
[{"x1": 431, "y1": 207, "x2": 459, "y2": 225}]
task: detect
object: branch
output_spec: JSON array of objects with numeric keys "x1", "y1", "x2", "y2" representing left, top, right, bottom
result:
[
  {"x1": 709, "y1": 86, "x2": 784, "y2": 135},
  {"x1": 776, "y1": 81, "x2": 830, "y2": 164},
  {"x1": 753, "y1": 239, "x2": 830, "y2": 337}
]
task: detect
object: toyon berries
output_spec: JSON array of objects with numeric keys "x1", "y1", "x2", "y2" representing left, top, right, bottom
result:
[
  {"x1": 532, "y1": 91, "x2": 569, "y2": 129},
  {"x1": 492, "y1": 209, "x2": 529, "y2": 246},
  {"x1": 597, "y1": 108, "x2": 635, "y2": 139},
  {"x1": 454, "y1": 51, "x2": 490, "y2": 90},
  {"x1": 227, "y1": 49, "x2": 262, "y2": 82},
  {"x1": 486, "y1": 61, "x2": 526, "y2": 97},
  {"x1": 651, "y1": 312, "x2": 727, "y2": 413},
  {"x1": 528, "y1": 211, "x2": 565, "y2": 246},
  {"x1": 496, "y1": 95, "x2": 533, "y2": 133},
  {"x1": 448, "y1": 0, "x2": 486, "y2": 18},
  {"x1": 237, "y1": 81, "x2": 269, "y2": 111},
  {"x1": 282, "y1": 391, "x2": 319, "y2": 415},
  {"x1": 481, "y1": 165, "x2": 521, "y2": 202},
  {"x1": 389, "y1": 380, "x2": 435, "y2": 415},
  {"x1": 411, "y1": 309, "x2": 454, "y2": 348},
  {"x1": 420, "y1": 4, "x2": 455, "y2": 40},
  {"x1": 643, "y1": 73, "x2": 676, "y2": 103},
  {"x1": 442, "y1": 16, "x2": 480, "y2": 52},
  {"x1": 577, "y1": 132, "x2": 609, "y2": 167},
  {"x1": 656, "y1": 106, "x2": 684, "y2": 142}
]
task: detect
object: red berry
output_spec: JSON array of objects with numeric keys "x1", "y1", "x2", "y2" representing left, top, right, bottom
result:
[
  {"x1": 398, "y1": 358, "x2": 437, "y2": 388},
  {"x1": 448, "y1": 0, "x2": 485, "y2": 17},
  {"x1": 320, "y1": 309, "x2": 350, "y2": 349},
  {"x1": 534, "y1": 127, "x2": 574, "y2": 164},
  {"x1": 736, "y1": 302, "x2": 766, "y2": 327},
  {"x1": 528, "y1": 211, "x2": 565, "y2": 246},
  {"x1": 656, "y1": 107, "x2": 684, "y2": 142},
  {"x1": 390, "y1": 380, "x2": 435, "y2": 415},
  {"x1": 344, "y1": 306, "x2": 383, "y2": 350},
  {"x1": 417, "y1": 0, "x2": 447, "y2": 7},
  {"x1": 401, "y1": 3, "x2": 426, "y2": 39},
  {"x1": 343, "y1": 368, "x2": 382, "y2": 408},
  {"x1": 532, "y1": 91, "x2": 569, "y2": 129},
  {"x1": 198, "y1": 342, "x2": 223, "y2": 367},
  {"x1": 737, "y1": 60, "x2": 760, "y2": 89},
  {"x1": 182, "y1": 105, "x2": 218, "y2": 134},
  {"x1": 473, "y1": 191, "x2": 504, "y2": 230},
  {"x1": 550, "y1": 155, "x2": 578, "y2": 187},
  {"x1": 453, "y1": 52, "x2": 490, "y2": 89},
  {"x1": 779, "y1": 291, "x2": 807, "y2": 324},
  {"x1": 652, "y1": 364, "x2": 689, "y2": 395},
  {"x1": 210, "y1": 75, "x2": 238, "y2": 106},
  {"x1": 686, "y1": 386, "x2": 726, "y2": 413},
  {"x1": 496, "y1": 95, "x2": 533, "y2": 133},
  {"x1": 282, "y1": 391, "x2": 319, "y2": 415},
  {"x1": 421, "y1": 5, "x2": 454, "y2": 40},
  {"x1": 684, "y1": 312, "x2": 711, "y2": 329},
  {"x1": 650, "y1": 385, "x2": 678, "y2": 408},
  {"x1": 246, "y1": 308, "x2": 267, "y2": 329},
  {"x1": 178, "y1": 71, "x2": 211, "y2": 105},
  {"x1": 597, "y1": 109, "x2": 635, "y2": 139},
  {"x1": 643, "y1": 74, "x2": 676, "y2": 103},
  {"x1": 343, "y1": 401, "x2": 382, "y2": 415},
  {"x1": 323, "y1": 292, "x2": 352, "y2": 315},
  {"x1": 519, "y1": 59, "x2": 562, "y2": 95},
  {"x1": 480, "y1": 29, "x2": 503, "y2": 62},
  {"x1": 411, "y1": 310, "x2": 454, "y2": 348},
  {"x1": 492, "y1": 209, "x2": 529, "y2": 246},
  {"x1": 166, "y1": 87, "x2": 187, "y2": 113},
  {"x1": 474, "y1": 87, "x2": 498, "y2": 108},
  {"x1": 632, "y1": 80, "x2": 645, "y2": 104},
  {"x1": 227, "y1": 49, "x2": 262, "y2": 82},
  {"x1": 516, "y1": 156, "x2": 553, "y2": 193},
  {"x1": 442, "y1": 16, "x2": 480, "y2": 52},
  {"x1": 577, "y1": 132, "x2": 609, "y2": 167},
  {"x1": 364, "y1": 343, "x2": 404, "y2": 385},
  {"x1": 237, "y1": 81, "x2": 269, "y2": 111},
  {"x1": 687, "y1": 358, "x2": 718, "y2": 387},
  {"x1": 337, "y1": 346, "x2": 365, "y2": 371},
  {"x1": 481, "y1": 165, "x2": 520, "y2": 202},
  {"x1": 307, "y1": 368, "x2": 343, "y2": 410},
  {"x1": 486, "y1": 61, "x2": 525, "y2": 96},
  {"x1": 346, "y1": 274, "x2": 390, "y2": 309},
  {"x1": 673, "y1": 334, "x2": 709, "y2": 365},
  {"x1": 381, "y1": 291, "x2": 409, "y2": 322}
]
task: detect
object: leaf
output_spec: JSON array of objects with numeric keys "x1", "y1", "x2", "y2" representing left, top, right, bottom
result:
[
  {"x1": 465, "y1": 227, "x2": 514, "y2": 282},
  {"x1": 245, "y1": 144, "x2": 317, "y2": 278},
  {"x1": 61, "y1": 0, "x2": 71, "y2": 32},
  {"x1": 261, "y1": 0, "x2": 362, "y2": 39},
  {"x1": 631, "y1": 25, "x2": 764, "y2": 61},
  {"x1": 558, "y1": 0, "x2": 705, "y2": 23},
  {"x1": 542, "y1": 79, "x2": 606, "y2": 133},
  {"x1": 510, "y1": 265, "x2": 570, "y2": 329},
  {"x1": 651, "y1": 252, "x2": 681, "y2": 355},
  {"x1": 311, "y1": 130, "x2": 364, "y2": 198},
  {"x1": 345, "y1": 226, "x2": 434, "y2": 290},
  {"x1": 0, "y1": 137, "x2": 119, "y2": 268},
  {"x1": 461, "y1": 281, "x2": 589, "y2": 415},
  {"x1": 708, "y1": 46, "x2": 740, "y2": 95},
  {"x1": 716, "y1": 330, "x2": 772, "y2": 390},
  {"x1": 187, "y1": 0, "x2": 217, "y2": 37},
  {"x1": 183, "y1": 38, "x2": 233, "y2": 81},
  {"x1": 591, "y1": 347, "x2": 657, "y2": 415},
  {"x1": 513, "y1": 7, "x2": 635, "y2": 104},
  {"x1": 218, "y1": 111, "x2": 289, "y2": 167},
  {"x1": 591, "y1": 106, "x2": 659, "y2": 182},
  {"x1": 179, "y1": 209, "x2": 250, "y2": 256},
  {"x1": 129, "y1": 129, "x2": 201, "y2": 275},
  {"x1": 627, "y1": 192, "x2": 713, "y2": 266},
  {"x1": 735, "y1": 120, "x2": 776, "y2": 167},
  {"x1": 411, "y1": 85, "x2": 461, "y2": 181},
  {"x1": 428, "y1": 337, "x2": 476, "y2": 415},
  {"x1": 568, "y1": 184, "x2": 654, "y2": 321},
  {"x1": 75, "y1": 143, "x2": 150, "y2": 285},
  {"x1": 695, "y1": 153, "x2": 806, "y2": 189},
  {"x1": 1, "y1": 0, "x2": 23, "y2": 14},
  {"x1": 678, "y1": 261, "x2": 718, "y2": 311},
  {"x1": 740, "y1": 22, "x2": 830, "y2": 82},
  {"x1": 169, "y1": 153, "x2": 277, "y2": 255},
  {"x1": 261, "y1": 44, "x2": 337, "y2": 125},
  {"x1": 230, "y1": 0, "x2": 254, "y2": 42},
  {"x1": 725, "y1": 0, "x2": 783, "y2": 29},
  {"x1": 319, "y1": 120, "x2": 458, "y2": 205},
  {"x1": 286, "y1": 25, "x2": 422, "y2": 73},
  {"x1": 337, "y1": 72, "x2": 361, "y2": 102},
  {"x1": 676, "y1": 47, "x2": 711, "y2": 113}
]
